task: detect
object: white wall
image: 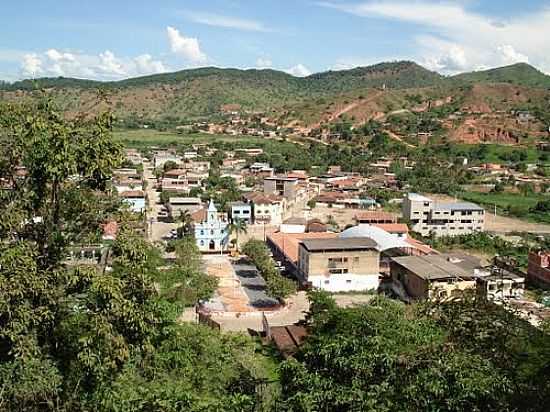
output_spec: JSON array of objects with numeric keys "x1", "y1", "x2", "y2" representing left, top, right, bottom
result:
[{"x1": 309, "y1": 274, "x2": 379, "y2": 293}]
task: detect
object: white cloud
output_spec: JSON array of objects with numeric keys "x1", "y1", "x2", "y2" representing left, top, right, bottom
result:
[
  {"x1": 497, "y1": 45, "x2": 529, "y2": 66},
  {"x1": 166, "y1": 26, "x2": 207, "y2": 64},
  {"x1": 320, "y1": 1, "x2": 550, "y2": 74},
  {"x1": 184, "y1": 11, "x2": 271, "y2": 32},
  {"x1": 285, "y1": 64, "x2": 312, "y2": 77},
  {"x1": 21, "y1": 53, "x2": 43, "y2": 77},
  {"x1": 256, "y1": 57, "x2": 273, "y2": 68},
  {"x1": 134, "y1": 54, "x2": 168, "y2": 74},
  {"x1": 18, "y1": 49, "x2": 168, "y2": 80}
]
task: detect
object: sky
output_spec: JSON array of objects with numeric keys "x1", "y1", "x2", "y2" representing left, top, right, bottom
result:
[{"x1": 1, "y1": 0, "x2": 550, "y2": 82}]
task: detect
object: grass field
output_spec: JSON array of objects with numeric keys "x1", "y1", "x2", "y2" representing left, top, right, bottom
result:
[
  {"x1": 461, "y1": 191, "x2": 550, "y2": 223},
  {"x1": 114, "y1": 129, "x2": 268, "y2": 148},
  {"x1": 452, "y1": 143, "x2": 543, "y2": 164}
]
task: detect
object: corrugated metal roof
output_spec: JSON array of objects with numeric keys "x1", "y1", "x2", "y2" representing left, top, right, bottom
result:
[{"x1": 301, "y1": 237, "x2": 377, "y2": 252}]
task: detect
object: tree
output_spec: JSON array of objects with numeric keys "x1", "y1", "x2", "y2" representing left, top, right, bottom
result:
[
  {"x1": 176, "y1": 210, "x2": 194, "y2": 238},
  {"x1": 279, "y1": 294, "x2": 550, "y2": 412},
  {"x1": 0, "y1": 98, "x2": 123, "y2": 266},
  {"x1": 162, "y1": 160, "x2": 178, "y2": 172},
  {"x1": 0, "y1": 100, "x2": 269, "y2": 410},
  {"x1": 242, "y1": 239, "x2": 296, "y2": 301},
  {"x1": 228, "y1": 218, "x2": 248, "y2": 251}
]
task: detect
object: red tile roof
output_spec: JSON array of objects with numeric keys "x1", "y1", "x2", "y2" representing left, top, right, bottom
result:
[
  {"x1": 374, "y1": 223, "x2": 409, "y2": 234},
  {"x1": 268, "y1": 232, "x2": 337, "y2": 263}
]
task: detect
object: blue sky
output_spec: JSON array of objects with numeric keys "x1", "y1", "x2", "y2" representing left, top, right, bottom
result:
[{"x1": 1, "y1": 0, "x2": 550, "y2": 81}]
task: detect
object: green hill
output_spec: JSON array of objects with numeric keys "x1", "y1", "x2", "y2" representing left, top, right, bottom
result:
[
  {"x1": 1, "y1": 61, "x2": 550, "y2": 124},
  {"x1": 452, "y1": 63, "x2": 550, "y2": 89}
]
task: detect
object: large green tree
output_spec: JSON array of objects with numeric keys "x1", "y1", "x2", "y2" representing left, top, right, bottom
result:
[
  {"x1": 0, "y1": 99, "x2": 270, "y2": 411},
  {"x1": 278, "y1": 292, "x2": 550, "y2": 412}
]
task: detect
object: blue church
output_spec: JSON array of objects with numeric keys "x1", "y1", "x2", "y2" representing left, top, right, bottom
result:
[{"x1": 194, "y1": 201, "x2": 230, "y2": 253}]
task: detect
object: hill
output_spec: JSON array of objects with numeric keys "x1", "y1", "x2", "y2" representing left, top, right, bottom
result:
[
  {"x1": 1, "y1": 61, "x2": 550, "y2": 144},
  {"x1": 452, "y1": 63, "x2": 550, "y2": 89}
]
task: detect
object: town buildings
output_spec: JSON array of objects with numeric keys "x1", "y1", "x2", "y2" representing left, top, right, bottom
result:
[{"x1": 402, "y1": 193, "x2": 485, "y2": 237}]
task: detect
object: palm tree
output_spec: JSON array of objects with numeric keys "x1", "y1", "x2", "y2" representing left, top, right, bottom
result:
[
  {"x1": 228, "y1": 218, "x2": 248, "y2": 252},
  {"x1": 177, "y1": 210, "x2": 194, "y2": 238}
]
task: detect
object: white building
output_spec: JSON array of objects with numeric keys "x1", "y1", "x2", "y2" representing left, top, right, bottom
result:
[
  {"x1": 402, "y1": 193, "x2": 485, "y2": 237},
  {"x1": 297, "y1": 238, "x2": 380, "y2": 292}
]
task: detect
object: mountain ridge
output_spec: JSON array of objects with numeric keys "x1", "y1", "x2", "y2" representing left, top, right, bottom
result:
[{"x1": 3, "y1": 61, "x2": 549, "y2": 91}]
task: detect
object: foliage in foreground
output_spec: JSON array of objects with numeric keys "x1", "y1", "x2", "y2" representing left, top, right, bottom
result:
[
  {"x1": 278, "y1": 292, "x2": 550, "y2": 412},
  {"x1": 0, "y1": 100, "x2": 270, "y2": 411}
]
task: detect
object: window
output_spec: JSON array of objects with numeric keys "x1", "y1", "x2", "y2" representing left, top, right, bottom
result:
[
  {"x1": 200, "y1": 240, "x2": 204, "y2": 246},
  {"x1": 210, "y1": 230, "x2": 214, "y2": 235},
  {"x1": 324, "y1": 280, "x2": 330, "y2": 285},
  {"x1": 353, "y1": 257, "x2": 360, "y2": 263},
  {"x1": 200, "y1": 230, "x2": 204, "y2": 235},
  {"x1": 346, "y1": 280, "x2": 352, "y2": 284}
]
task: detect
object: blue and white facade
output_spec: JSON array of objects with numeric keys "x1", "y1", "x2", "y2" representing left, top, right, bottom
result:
[{"x1": 194, "y1": 201, "x2": 230, "y2": 253}]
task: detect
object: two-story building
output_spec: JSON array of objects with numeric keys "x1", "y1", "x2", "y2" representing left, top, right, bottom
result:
[
  {"x1": 229, "y1": 201, "x2": 253, "y2": 224},
  {"x1": 297, "y1": 238, "x2": 380, "y2": 292}
]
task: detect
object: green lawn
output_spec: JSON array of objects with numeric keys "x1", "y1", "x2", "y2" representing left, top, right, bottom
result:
[
  {"x1": 450, "y1": 143, "x2": 542, "y2": 164},
  {"x1": 461, "y1": 191, "x2": 550, "y2": 223},
  {"x1": 114, "y1": 129, "x2": 268, "y2": 148}
]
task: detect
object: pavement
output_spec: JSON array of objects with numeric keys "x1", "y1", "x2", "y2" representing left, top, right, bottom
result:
[
  {"x1": 232, "y1": 260, "x2": 279, "y2": 308},
  {"x1": 143, "y1": 161, "x2": 177, "y2": 241}
]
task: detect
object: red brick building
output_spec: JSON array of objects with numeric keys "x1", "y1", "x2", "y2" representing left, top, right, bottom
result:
[{"x1": 527, "y1": 251, "x2": 550, "y2": 288}]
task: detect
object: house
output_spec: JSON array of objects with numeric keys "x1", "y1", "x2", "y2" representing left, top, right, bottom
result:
[
  {"x1": 153, "y1": 151, "x2": 182, "y2": 169},
  {"x1": 527, "y1": 251, "x2": 550, "y2": 288},
  {"x1": 244, "y1": 192, "x2": 285, "y2": 225},
  {"x1": 120, "y1": 190, "x2": 146, "y2": 213},
  {"x1": 161, "y1": 178, "x2": 190, "y2": 193},
  {"x1": 187, "y1": 161, "x2": 211, "y2": 173},
  {"x1": 183, "y1": 150, "x2": 198, "y2": 160},
  {"x1": 476, "y1": 269, "x2": 525, "y2": 300},
  {"x1": 262, "y1": 314, "x2": 308, "y2": 359},
  {"x1": 229, "y1": 201, "x2": 253, "y2": 224},
  {"x1": 194, "y1": 201, "x2": 229, "y2": 253},
  {"x1": 297, "y1": 238, "x2": 381, "y2": 292},
  {"x1": 403, "y1": 193, "x2": 485, "y2": 237},
  {"x1": 390, "y1": 254, "x2": 480, "y2": 300},
  {"x1": 167, "y1": 197, "x2": 203, "y2": 220},
  {"x1": 249, "y1": 162, "x2": 274, "y2": 177}
]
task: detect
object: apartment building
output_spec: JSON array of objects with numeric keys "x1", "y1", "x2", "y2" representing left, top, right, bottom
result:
[
  {"x1": 403, "y1": 193, "x2": 485, "y2": 237},
  {"x1": 297, "y1": 238, "x2": 380, "y2": 292}
]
